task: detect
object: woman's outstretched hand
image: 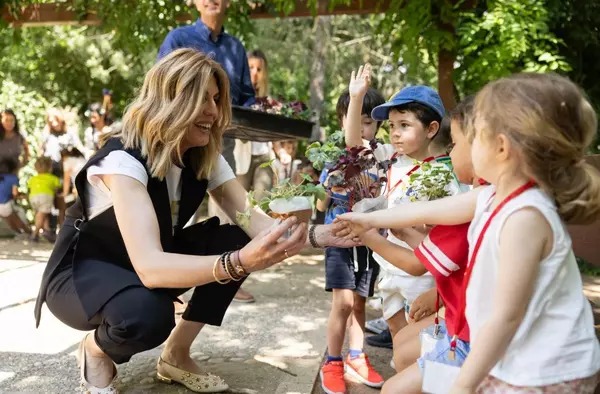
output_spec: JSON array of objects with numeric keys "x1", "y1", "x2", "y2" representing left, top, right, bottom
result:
[{"x1": 238, "y1": 217, "x2": 307, "y2": 273}]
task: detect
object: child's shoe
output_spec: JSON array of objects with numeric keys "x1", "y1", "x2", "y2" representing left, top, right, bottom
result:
[
  {"x1": 320, "y1": 360, "x2": 345, "y2": 394},
  {"x1": 344, "y1": 353, "x2": 384, "y2": 388},
  {"x1": 365, "y1": 317, "x2": 388, "y2": 334}
]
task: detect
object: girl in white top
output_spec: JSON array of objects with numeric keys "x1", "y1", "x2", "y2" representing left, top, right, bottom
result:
[{"x1": 337, "y1": 72, "x2": 600, "y2": 393}]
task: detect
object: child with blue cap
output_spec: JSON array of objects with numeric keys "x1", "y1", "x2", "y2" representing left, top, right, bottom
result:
[{"x1": 344, "y1": 64, "x2": 463, "y2": 360}]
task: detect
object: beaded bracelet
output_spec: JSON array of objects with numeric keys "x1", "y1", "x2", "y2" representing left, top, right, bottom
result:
[
  {"x1": 222, "y1": 252, "x2": 237, "y2": 281},
  {"x1": 309, "y1": 225, "x2": 321, "y2": 248},
  {"x1": 213, "y1": 254, "x2": 231, "y2": 284},
  {"x1": 225, "y1": 251, "x2": 243, "y2": 282}
]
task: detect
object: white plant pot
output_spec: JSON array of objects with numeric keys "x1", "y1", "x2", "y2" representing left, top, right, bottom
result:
[{"x1": 268, "y1": 196, "x2": 313, "y2": 224}]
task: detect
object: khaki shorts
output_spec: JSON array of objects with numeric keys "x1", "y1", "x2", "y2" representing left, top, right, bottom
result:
[
  {"x1": 378, "y1": 272, "x2": 436, "y2": 321},
  {"x1": 30, "y1": 194, "x2": 54, "y2": 214},
  {"x1": 0, "y1": 201, "x2": 13, "y2": 217}
]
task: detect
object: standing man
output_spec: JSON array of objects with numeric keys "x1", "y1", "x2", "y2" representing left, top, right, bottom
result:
[{"x1": 158, "y1": 0, "x2": 256, "y2": 303}]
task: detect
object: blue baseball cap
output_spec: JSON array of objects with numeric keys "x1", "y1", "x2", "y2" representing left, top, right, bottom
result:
[{"x1": 371, "y1": 86, "x2": 445, "y2": 121}]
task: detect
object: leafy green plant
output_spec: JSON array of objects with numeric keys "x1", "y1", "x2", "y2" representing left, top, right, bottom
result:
[
  {"x1": 305, "y1": 130, "x2": 346, "y2": 171},
  {"x1": 237, "y1": 159, "x2": 326, "y2": 224},
  {"x1": 406, "y1": 161, "x2": 454, "y2": 202},
  {"x1": 249, "y1": 175, "x2": 327, "y2": 213}
]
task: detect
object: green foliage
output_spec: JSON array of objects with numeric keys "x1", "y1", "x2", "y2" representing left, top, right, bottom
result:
[
  {"x1": 0, "y1": 25, "x2": 152, "y2": 116},
  {"x1": 546, "y1": 0, "x2": 600, "y2": 153},
  {"x1": 305, "y1": 130, "x2": 346, "y2": 171},
  {"x1": 456, "y1": 0, "x2": 571, "y2": 94},
  {"x1": 407, "y1": 161, "x2": 454, "y2": 201},
  {"x1": 247, "y1": 15, "x2": 424, "y2": 139},
  {"x1": 248, "y1": 177, "x2": 326, "y2": 213},
  {"x1": 2, "y1": 0, "x2": 600, "y2": 154}
]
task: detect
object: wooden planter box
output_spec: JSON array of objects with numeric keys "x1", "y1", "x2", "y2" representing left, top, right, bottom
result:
[
  {"x1": 224, "y1": 105, "x2": 314, "y2": 142},
  {"x1": 569, "y1": 155, "x2": 600, "y2": 266}
]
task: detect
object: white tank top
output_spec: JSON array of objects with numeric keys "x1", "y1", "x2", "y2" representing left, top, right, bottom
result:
[{"x1": 466, "y1": 186, "x2": 600, "y2": 386}]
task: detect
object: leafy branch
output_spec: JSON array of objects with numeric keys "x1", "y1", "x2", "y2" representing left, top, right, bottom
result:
[{"x1": 406, "y1": 161, "x2": 454, "y2": 202}]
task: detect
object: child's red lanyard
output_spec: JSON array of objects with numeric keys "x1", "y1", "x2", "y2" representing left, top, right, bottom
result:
[
  {"x1": 449, "y1": 180, "x2": 536, "y2": 358},
  {"x1": 385, "y1": 154, "x2": 438, "y2": 197}
]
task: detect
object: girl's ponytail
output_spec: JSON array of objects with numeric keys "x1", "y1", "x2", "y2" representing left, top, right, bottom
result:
[{"x1": 541, "y1": 159, "x2": 600, "y2": 225}]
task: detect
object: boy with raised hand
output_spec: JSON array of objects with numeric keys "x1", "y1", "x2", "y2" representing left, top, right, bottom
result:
[{"x1": 317, "y1": 86, "x2": 386, "y2": 394}]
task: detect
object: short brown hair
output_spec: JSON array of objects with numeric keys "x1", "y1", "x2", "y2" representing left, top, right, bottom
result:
[
  {"x1": 450, "y1": 95, "x2": 475, "y2": 135},
  {"x1": 35, "y1": 157, "x2": 53, "y2": 173}
]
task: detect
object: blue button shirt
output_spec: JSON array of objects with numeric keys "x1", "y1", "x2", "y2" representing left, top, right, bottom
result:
[{"x1": 158, "y1": 19, "x2": 255, "y2": 107}]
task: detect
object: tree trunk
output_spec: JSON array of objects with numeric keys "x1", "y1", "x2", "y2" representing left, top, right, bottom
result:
[
  {"x1": 438, "y1": 47, "x2": 456, "y2": 110},
  {"x1": 309, "y1": 15, "x2": 330, "y2": 142}
]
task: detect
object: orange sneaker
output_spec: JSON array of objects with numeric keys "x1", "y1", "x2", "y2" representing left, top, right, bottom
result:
[
  {"x1": 320, "y1": 360, "x2": 346, "y2": 394},
  {"x1": 344, "y1": 353, "x2": 384, "y2": 388}
]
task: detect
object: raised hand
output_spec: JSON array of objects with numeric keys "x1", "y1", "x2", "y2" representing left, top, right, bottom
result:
[{"x1": 349, "y1": 63, "x2": 372, "y2": 98}]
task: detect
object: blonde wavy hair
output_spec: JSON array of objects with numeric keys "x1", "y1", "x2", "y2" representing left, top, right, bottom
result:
[
  {"x1": 471, "y1": 72, "x2": 600, "y2": 225},
  {"x1": 103, "y1": 48, "x2": 231, "y2": 180}
]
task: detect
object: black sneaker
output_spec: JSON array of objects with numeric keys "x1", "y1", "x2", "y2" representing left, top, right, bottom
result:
[{"x1": 366, "y1": 328, "x2": 393, "y2": 349}]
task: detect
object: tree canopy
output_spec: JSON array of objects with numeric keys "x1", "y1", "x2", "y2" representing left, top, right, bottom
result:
[{"x1": 1, "y1": 0, "x2": 599, "y2": 152}]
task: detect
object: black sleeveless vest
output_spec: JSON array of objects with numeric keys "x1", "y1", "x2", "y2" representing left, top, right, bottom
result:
[{"x1": 34, "y1": 138, "x2": 209, "y2": 326}]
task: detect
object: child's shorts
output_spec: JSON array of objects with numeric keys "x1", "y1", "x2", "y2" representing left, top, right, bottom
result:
[
  {"x1": 378, "y1": 273, "x2": 435, "y2": 320},
  {"x1": 30, "y1": 194, "x2": 54, "y2": 214},
  {"x1": 417, "y1": 321, "x2": 470, "y2": 370},
  {"x1": 477, "y1": 373, "x2": 599, "y2": 394},
  {"x1": 0, "y1": 201, "x2": 14, "y2": 217},
  {"x1": 325, "y1": 246, "x2": 380, "y2": 298}
]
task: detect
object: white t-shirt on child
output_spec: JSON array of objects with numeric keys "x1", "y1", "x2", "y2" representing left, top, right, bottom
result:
[
  {"x1": 85, "y1": 150, "x2": 235, "y2": 227},
  {"x1": 372, "y1": 144, "x2": 462, "y2": 276},
  {"x1": 466, "y1": 186, "x2": 600, "y2": 386}
]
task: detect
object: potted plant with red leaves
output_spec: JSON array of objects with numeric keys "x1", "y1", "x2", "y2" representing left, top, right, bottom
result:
[
  {"x1": 250, "y1": 97, "x2": 312, "y2": 120},
  {"x1": 306, "y1": 134, "x2": 396, "y2": 213}
]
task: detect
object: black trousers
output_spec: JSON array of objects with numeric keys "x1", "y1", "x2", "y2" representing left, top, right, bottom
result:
[{"x1": 44, "y1": 224, "x2": 249, "y2": 364}]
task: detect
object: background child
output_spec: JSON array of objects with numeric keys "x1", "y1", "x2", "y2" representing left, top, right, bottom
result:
[
  {"x1": 318, "y1": 86, "x2": 386, "y2": 394},
  {"x1": 339, "y1": 73, "x2": 600, "y2": 393},
  {"x1": 28, "y1": 157, "x2": 61, "y2": 242},
  {"x1": 0, "y1": 158, "x2": 30, "y2": 236},
  {"x1": 345, "y1": 65, "x2": 463, "y2": 346},
  {"x1": 273, "y1": 140, "x2": 301, "y2": 184}
]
